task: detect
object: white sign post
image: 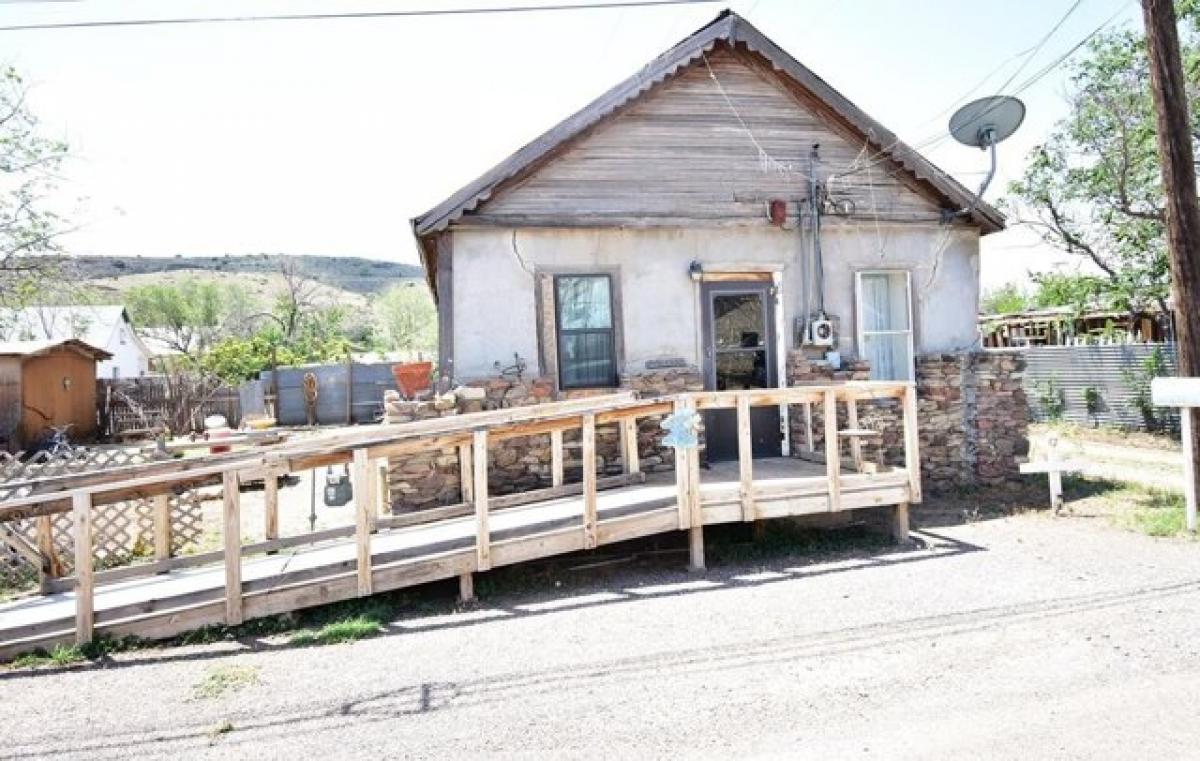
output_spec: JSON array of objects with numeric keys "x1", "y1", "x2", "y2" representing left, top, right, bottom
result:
[{"x1": 1150, "y1": 377, "x2": 1199, "y2": 533}]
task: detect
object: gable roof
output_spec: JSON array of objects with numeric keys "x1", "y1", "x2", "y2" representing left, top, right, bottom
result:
[
  {"x1": 0, "y1": 338, "x2": 112, "y2": 361},
  {"x1": 411, "y1": 10, "x2": 1006, "y2": 293},
  {"x1": 0, "y1": 305, "x2": 140, "y2": 354}
]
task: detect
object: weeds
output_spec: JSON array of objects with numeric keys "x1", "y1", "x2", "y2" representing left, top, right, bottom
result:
[
  {"x1": 8, "y1": 644, "x2": 86, "y2": 669},
  {"x1": 192, "y1": 664, "x2": 260, "y2": 700}
]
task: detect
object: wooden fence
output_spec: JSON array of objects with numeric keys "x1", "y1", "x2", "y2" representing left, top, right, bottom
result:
[
  {"x1": 99, "y1": 377, "x2": 241, "y2": 438},
  {"x1": 0, "y1": 381, "x2": 920, "y2": 657}
]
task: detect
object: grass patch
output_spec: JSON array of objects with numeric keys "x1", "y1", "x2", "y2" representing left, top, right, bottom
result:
[
  {"x1": 8, "y1": 644, "x2": 86, "y2": 669},
  {"x1": 288, "y1": 598, "x2": 392, "y2": 646},
  {"x1": 1114, "y1": 485, "x2": 1189, "y2": 537},
  {"x1": 192, "y1": 664, "x2": 261, "y2": 700}
]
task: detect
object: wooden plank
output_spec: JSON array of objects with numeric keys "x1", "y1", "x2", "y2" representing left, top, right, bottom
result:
[
  {"x1": 472, "y1": 429, "x2": 491, "y2": 571},
  {"x1": 550, "y1": 428, "x2": 564, "y2": 487},
  {"x1": 737, "y1": 394, "x2": 754, "y2": 522},
  {"x1": 376, "y1": 460, "x2": 390, "y2": 521},
  {"x1": 263, "y1": 472, "x2": 279, "y2": 542},
  {"x1": 458, "y1": 442, "x2": 474, "y2": 502},
  {"x1": 902, "y1": 383, "x2": 922, "y2": 503},
  {"x1": 222, "y1": 471, "x2": 243, "y2": 626},
  {"x1": 582, "y1": 413, "x2": 598, "y2": 549},
  {"x1": 153, "y1": 493, "x2": 172, "y2": 561},
  {"x1": 72, "y1": 491, "x2": 94, "y2": 645},
  {"x1": 823, "y1": 390, "x2": 841, "y2": 512},
  {"x1": 353, "y1": 448, "x2": 373, "y2": 597},
  {"x1": 620, "y1": 416, "x2": 640, "y2": 475},
  {"x1": 458, "y1": 572, "x2": 474, "y2": 603}
]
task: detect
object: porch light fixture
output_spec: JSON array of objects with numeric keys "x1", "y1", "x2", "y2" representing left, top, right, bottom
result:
[{"x1": 688, "y1": 260, "x2": 703, "y2": 282}]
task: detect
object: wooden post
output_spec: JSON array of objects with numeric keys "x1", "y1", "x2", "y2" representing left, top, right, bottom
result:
[
  {"x1": 353, "y1": 448, "x2": 373, "y2": 597},
  {"x1": 620, "y1": 416, "x2": 640, "y2": 475},
  {"x1": 472, "y1": 429, "x2": 491, "y2": 571},
  {"x1": 72, "y1": 491, "x2": 94, "y2": 645},
  {"x1": 846, "y1": 399, "x2": 864, "y2": 472},
  {"x1": 687, "y1": 421, "x2": 703, "y2": 571},
  {"x1": 823, "y1": 390, "x2": 841, "y2": 512},
  {"x1": 458, "y1": 442, "x2": 474, "y2": 503},
  {"x1": 674, "y1": 399, "x2": 692, "y2": 530},
  {"x1": 36, "y1": 514, "x2": 57, "y2": 593},
  {"x1": 737, "y1": 394, "x2": 754, "y2": 522},
  {"x1": 582, "y1": 413, "x2": 598, "y2": 549},
  {"x1": 459, "y1": 572, "x2": 475, "y2": 603},
  {"x1": 550, "y1": 428, "x2": 564, "y2": 487},
  {"x1": 1144, "y1": 0, "x2": 1200, "y2": 515},
  {"x1": 902, "y1": 383, "x2": 922, "y2": 503},
  {"x1": 153, "y1": 492, "x2": 172, "y2": 562},
  {"x1": 1182, "y1": 408, "x2": 1197, "y2": 532},
  {"x1": 376, "y1": 460, "x2": 390, "y2": 523},
  {"x1": 892, "y1": 501, "x2": 910, "y2": 543},
  {"x1": 222, "y1": 471, "x2": 243, "y2": 626},
  {"x1": 263, "y1": 472, "x2": 279, "y2": 543}
]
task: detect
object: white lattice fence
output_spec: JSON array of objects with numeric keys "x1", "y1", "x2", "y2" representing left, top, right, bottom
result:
[
  {"x1": 2, "y1": 491, "x2": 207, "y2": 582},
  {"x1": 0, "y1": 448, "x2": 157, "y2": 501}
]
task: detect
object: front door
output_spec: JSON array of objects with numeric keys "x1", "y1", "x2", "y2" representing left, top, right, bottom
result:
[{"x1": 701, "y1": 280, "x2": 782, "y2": 462}]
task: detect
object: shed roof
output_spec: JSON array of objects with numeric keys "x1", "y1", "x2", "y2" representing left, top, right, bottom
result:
[
  {"x1": 0, "y1": 338, "x2": 113, "y2": 360},
  {"x1": 411, "y1": 10, "x2": 1006, "y2": 294}
]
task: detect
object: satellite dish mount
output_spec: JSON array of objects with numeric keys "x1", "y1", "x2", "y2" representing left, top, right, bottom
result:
[{"x1": 948, "y1": 95, "x2": 1026, "y2": 217}]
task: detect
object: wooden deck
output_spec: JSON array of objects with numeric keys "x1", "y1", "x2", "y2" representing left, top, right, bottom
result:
[{"x1": 0, "y1": 383, "x2": 921, "y2": 660}]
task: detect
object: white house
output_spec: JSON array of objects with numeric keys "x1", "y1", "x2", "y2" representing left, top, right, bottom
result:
[
  {"x1": 411, "y1": 11, "x2": 1013, "y2": 465},
  {"x1": 0, "y1": 305, "x2": 151, "y2": 379}
]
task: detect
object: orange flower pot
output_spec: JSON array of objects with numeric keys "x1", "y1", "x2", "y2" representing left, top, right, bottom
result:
[{"x1": 392, "y1": 361, "x2": 433, "y2": 399}]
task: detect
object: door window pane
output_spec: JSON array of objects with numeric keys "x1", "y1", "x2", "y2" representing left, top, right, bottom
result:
[
  {"x1": 713, "y1": 294, "x2": 765, "y2": 349},
  {"x1": 715, "y1": 350, "x2": 768, "y2": 390}
]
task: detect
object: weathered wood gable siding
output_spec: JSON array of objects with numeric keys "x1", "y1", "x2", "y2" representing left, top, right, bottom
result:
[{"x1": 470, "y1": 46, "x2": 941, "y2": 226}]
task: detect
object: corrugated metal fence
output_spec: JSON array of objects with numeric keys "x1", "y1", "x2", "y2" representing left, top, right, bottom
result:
[
  {"x1": 1023, "y1": 343, "x2": 1179, "y2": 431},
  {"x1": 257, "y1": 361, "x2": 398, "y2": 426}
]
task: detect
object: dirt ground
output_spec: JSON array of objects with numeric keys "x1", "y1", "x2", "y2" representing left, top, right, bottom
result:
[{"x1": 3, "y1": 487, "x2": 1199, "y2": 760}]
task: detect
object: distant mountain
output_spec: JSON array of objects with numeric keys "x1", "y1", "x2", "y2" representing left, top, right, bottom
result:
[{"x1": 70, "y1": 254, "x2": 424, "y2": 297}]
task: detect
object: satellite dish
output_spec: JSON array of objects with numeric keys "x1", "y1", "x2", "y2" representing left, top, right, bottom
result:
[
  {"x1": 949, "y1": 96, "x2": 1026, "y2": 148},
  {"x1": 948, "y1": 95, "x2": 1026, "y2": 216}
]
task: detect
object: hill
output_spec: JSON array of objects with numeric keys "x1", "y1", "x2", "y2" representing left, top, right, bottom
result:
[{"x1": 71, "y1": 254, "x2": 424, "y2": 297}]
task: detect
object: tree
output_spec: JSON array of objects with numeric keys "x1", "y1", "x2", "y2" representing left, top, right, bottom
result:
[
  {"x1": 0, "y1": 67, "x2": 69, "y2": 306},
  {"x1": 1005, "y1": 10, "x2": 1200, "y2": 319},
  {"x1": 374, "y1": 282, "x2": 437, "y2": 355},
  {"x1": 274, "y1": 256, "x2": 320, "y2": 340},
  {"x1": 980, "y1": 283, "x2": 1030, "y2": 315},
  {"x1": 125, "y1": 277, "x2": 257, "y2": 358}
]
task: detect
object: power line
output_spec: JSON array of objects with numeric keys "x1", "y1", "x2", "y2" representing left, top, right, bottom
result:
[{"x1": 0, "y1": 0, "x2": 721, "y2": 32}]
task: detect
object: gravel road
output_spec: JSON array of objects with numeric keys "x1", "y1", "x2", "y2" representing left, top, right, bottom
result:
[{"x1": 4, "y1": 508, "x2": 1200, "y2": 760}]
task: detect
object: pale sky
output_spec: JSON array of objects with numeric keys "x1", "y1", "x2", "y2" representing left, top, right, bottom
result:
[{"x1": 0, "y1": 0, "x2": 1142, "y2": 291}]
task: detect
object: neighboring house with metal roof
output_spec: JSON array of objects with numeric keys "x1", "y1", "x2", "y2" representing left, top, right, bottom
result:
[
  {"x1": 0, "y1": 339, "x2": 112, "y2": 450},
  {"x1": 411, "y1": 10, "x2": 1008, "y2": 461},
  {"x1": 0, "y1": 304, "x2": 151, "y2": 379}
]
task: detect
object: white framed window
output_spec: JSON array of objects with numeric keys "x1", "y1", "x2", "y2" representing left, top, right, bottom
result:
[{"x1": 855, "y1": 270, "x2": 915, "y2": 381}]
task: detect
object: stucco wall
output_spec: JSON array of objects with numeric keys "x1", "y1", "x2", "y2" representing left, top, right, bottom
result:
[{"x1": 449, "y1": 223, "x2": 981, "y2": 381}]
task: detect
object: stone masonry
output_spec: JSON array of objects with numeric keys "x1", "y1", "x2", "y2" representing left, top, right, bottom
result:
[{"x1": 385, "y1": 368, "x2": 703, "y2": 512}]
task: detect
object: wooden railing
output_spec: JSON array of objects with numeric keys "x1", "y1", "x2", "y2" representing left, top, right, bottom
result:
[{"x1": 0, "y1": 381, "x2": 919, "y2": 651}]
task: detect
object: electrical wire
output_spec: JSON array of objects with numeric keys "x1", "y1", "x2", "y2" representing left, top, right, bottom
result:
[{"x1": 0, "y1": 0, "x2": 723, "y2": 32}]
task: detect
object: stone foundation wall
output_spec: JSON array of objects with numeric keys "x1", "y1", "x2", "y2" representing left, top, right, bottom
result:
[
  {"x1": 786, "y1": 349, "x2": 1028, "y2": 492},
  {"x1": 385, "y1": 368, "x2": 703, "y2": 512}
]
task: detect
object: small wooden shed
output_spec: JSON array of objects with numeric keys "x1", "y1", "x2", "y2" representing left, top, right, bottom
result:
[{"x1": 0, "y1": 339, "x2": 112, "y2": 450}]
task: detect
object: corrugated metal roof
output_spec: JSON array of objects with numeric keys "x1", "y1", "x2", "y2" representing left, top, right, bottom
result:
[{"x1": 410, "y1": 10, "x2": 1005, "y2": 295}]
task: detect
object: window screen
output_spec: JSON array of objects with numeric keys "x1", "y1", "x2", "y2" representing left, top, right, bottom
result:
[{"x1": 555, "y1": 275, "x2": 617, "y2": 388}]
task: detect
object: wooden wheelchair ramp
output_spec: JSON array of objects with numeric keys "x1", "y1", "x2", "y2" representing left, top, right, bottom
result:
[{"x1": 0, "y1": 383, "x2": 920, "y2": 661}]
